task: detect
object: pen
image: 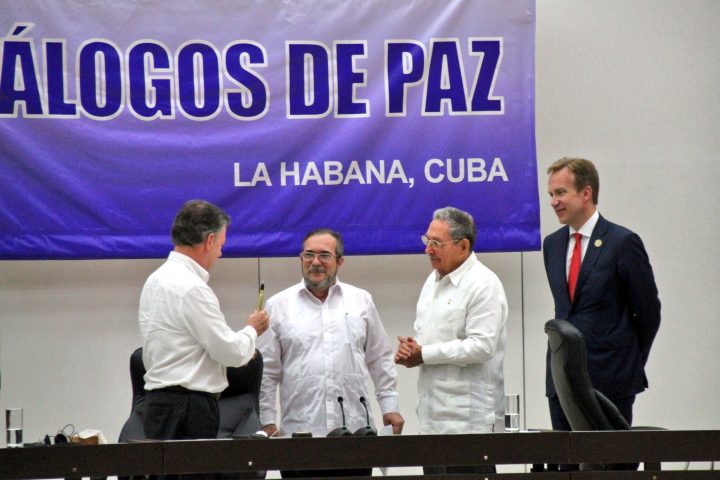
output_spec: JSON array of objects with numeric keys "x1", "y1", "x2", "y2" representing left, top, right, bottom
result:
[{"x1": 256, "y1": 282, "x2": 265, "y2": 310}]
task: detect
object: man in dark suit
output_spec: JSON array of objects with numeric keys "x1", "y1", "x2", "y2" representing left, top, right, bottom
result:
[{"x1": 543, "y1": 157, "x2": 661, "y2": 436}]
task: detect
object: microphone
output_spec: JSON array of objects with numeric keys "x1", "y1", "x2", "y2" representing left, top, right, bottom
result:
[
  {"x1": 327, "y1": 396, "x2": 352, "y2": 437},
  {"x1": 353, "y1": 396, "x2": 377, "y2": 436}
]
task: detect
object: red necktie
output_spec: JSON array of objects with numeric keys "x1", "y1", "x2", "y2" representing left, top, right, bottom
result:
[{"x1": 568, "y1": 232, "x2": 582, "y2": 302}]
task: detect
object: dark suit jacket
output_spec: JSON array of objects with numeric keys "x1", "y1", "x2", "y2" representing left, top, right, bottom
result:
[{"x1": 543, "y1": 215, "x2": 661, "y2": 400}]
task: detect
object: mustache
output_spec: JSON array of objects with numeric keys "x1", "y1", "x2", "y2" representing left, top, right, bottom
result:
[{"x1": 308, "y1": 266, "x2": 326, "y2": 273}]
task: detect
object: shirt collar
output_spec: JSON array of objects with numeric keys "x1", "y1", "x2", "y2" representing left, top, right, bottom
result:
[
  {"x1": 296, "y1": 278, "x2": 343, "y2": 303},
  {"x1": 436, "y1": 253, "x2": 477, "y2": 287},
  {"x1": 570, "y1": 209, "x2": 599, "y2": 239},
  {"x1": 168, "y1": 250, "x2": 210, "y2": 283}
]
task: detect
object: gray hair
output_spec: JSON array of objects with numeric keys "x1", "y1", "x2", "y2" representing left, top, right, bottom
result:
[
  {"x1": 171, "y1": 199, "x2": 230, "y2": 247},
  {"x1": 433, "y1": 206, "x2": 476, "y2": 249}
]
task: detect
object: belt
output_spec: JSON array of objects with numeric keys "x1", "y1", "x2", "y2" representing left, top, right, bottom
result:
[{"x1": 157, "y1": 385, "x2": 221, "y2": 400}]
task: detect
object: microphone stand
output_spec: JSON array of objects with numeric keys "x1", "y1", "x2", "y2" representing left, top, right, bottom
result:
[
  {"x1": 354, "y1": 396, "x2": 377, "y2": 436},
  {"x1": 327, "y1": 396, "x2": 352, "y2": 437}
]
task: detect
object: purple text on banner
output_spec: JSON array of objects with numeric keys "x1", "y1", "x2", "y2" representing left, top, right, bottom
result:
[{"x1": 0, "y1": 0, "x2": 538, "y2": 259}]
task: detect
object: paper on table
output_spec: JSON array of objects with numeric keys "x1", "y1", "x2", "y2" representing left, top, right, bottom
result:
[
  {"x1": 377, "y1": 424, "x2": 395, "y2": 476},
  {"x1": 71, "y1": 429, "x2": 108, "y2": 445}
]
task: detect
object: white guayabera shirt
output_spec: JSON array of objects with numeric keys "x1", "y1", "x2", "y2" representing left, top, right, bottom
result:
[
  {"x1": 258, "y1": 280, "x2": 399, "y2": 437},
  {"x1": 139, "y1": 251, "x2": 257, "y2": 393},
  {"x1": 415, "y1": 254, "x2": 508, "y2": 434}
]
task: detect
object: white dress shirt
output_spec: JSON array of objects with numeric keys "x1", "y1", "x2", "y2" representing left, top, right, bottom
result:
[
  {"x1": 415, "y1": 253, "x2": 508, "y2": 434},
  {"x1": 566, "y1": 210, "x2": 600, "y2": 278},
  {"x1": 258, "y1": 280, "x2": 399, "y2": 437},
  {"x1": 139, "y1": 251, "x2": 257, "y2": 393}
]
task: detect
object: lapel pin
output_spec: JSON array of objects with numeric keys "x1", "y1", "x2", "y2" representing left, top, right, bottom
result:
[{"x1": 594, "y1": 239, "x2": 602, "y2": 247}]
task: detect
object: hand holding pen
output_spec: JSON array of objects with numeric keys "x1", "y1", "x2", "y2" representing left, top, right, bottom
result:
[{"x1": 247, "y1": 282, "x2": 269, "y2": 335}]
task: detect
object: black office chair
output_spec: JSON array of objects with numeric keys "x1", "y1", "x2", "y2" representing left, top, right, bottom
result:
[
  {"x1": 218, "y1": 353, "x2": 263, "y2": 439},
  {"x1": 118, "y1": 348, "x2": 267, "y2": 479},
  {"x1": 218, "y1": 352, "x2": 266, "y2": 480},
  {"x1": 544, "y1": 319, "x2": 661, "y2": 471},
  {"x1": 118, "y1": 347, "x2": 146, "y2": 444},
  {"x1": 117, "y1": 348, "x2": 150, "y2": 480}
]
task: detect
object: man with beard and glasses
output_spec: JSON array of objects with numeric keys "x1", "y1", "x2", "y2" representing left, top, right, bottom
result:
[{"x1": 257, "y1": 228, "x2": 404, "y2": 477}]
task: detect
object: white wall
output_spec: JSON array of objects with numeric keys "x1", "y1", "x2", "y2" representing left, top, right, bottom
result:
[{"x1": 2, "y1": 0, "x2": 719, "y2": 462}]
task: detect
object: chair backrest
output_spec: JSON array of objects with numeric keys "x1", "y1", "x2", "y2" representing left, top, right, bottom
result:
[
  {"x1": 217, "y1": 351, "x2": 266, "y2": 479},
  {"x1": 218, "y1": 350, "x2": 264, "y2": 438},
  {"x1": 129, "y1": 347, "x2": 147, "y2": 408},
  {"x1": 118, "y1": 347, "x2": 264, "y2": 443},
  {"x1": 118, "y1": 347, "x2": 147, "y2": 443},
  {"x1": 544, "y1": 319, "x2": 630, "y2": 432}
]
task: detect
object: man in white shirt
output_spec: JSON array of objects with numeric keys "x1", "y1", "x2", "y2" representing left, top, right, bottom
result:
[
  {"x1": 258, "y1": 228, "x2": 404, "y2": 477},
  {"x1": 395, "y1": 206, "x2": 508, "y2": 475},
  {"x1": 139, "y1": 199, "x2": 269, "y2": 446}
]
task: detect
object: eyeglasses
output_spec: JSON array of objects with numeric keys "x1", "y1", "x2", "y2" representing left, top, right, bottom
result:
[
  {"x1": 421, "y1": 235, "x2": 459, "y2": 249},
  {"x1": 300, "y1": 251, "x2": 337, "y2": 262}
]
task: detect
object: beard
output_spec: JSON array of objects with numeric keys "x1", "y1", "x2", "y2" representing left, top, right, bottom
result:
[{"x1": 303, "y1": 267, "x2": 337, "y2": 292}]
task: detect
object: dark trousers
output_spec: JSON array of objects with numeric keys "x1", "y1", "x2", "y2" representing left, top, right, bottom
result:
[
  {"x1": 545, "y1": 394, "x2": 635, "y2": 472},
  {"x1": 144, "y1": 389, "x2": 220, "y2": 439},
  {"x1": 549, "y1": 394, "x2": 635, "y2": 431},
  {"x1": 144, "y1": 389, "x2": 220, "y2": 480}
]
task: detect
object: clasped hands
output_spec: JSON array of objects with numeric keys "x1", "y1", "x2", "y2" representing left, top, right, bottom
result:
[{"x1": 394, "y1": 336, "x2": 423, "y2": 368}]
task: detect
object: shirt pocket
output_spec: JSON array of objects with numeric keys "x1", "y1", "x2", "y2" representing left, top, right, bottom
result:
[
  {"x1": 338, "y1": 315, "x2": 367, "y2": 376},
  {"x1": 440, "y1": 307, "x2": 467, "y2": 339},
  {"x1": 344, "y1": 314, "x2": 367, "y2": 349},
  {"x1": 429, "y1": 365, "x2": 471, "y2": 422}
]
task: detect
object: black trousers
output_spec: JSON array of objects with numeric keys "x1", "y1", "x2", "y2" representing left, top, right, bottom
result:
[
  {"x1": 144, "y1": 388, "x2": 220, "y2": 440},
  {"x1": 144, "y1": 389, "x2": 220, "y2": 480},
  {"x1": 548, "y1": 393, "x2": 635, "y2": 431},
  {"x1": 545, "y1": 394, "x2": 635, "y2": 472}
]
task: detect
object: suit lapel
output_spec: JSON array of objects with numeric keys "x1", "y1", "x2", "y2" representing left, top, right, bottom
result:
[{"x1": 549, "y1": 227, "x2": 572, "y2": 308}]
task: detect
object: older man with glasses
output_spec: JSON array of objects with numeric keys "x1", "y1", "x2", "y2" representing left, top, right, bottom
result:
[
  {"x1": 257, "y1": 228, "x2": 404, "y2": 477},
  {"x1": 395, "y1": 206, "x2": 508, "y2": 475}
]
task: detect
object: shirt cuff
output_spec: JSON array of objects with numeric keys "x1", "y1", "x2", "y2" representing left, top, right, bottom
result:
[
  {"x1": 377, "y1": 392, "x2": 400, "y2": 415},
  {"x1": 240, "y1": 325, "x2": 258, "y2": 342},
  {"x1": 259, "y1": 413, "x2": 276, "y2": 427},
  {"x1": 420, "y1": 343, "x2": 441, "y2": 364}
]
